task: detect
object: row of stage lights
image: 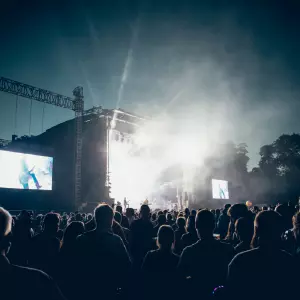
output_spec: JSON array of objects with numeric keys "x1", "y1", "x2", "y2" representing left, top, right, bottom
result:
[{"x1": 110, "y1": 130, "x2": 135, "y2": 145}]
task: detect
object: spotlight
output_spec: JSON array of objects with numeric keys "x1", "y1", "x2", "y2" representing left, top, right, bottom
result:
[
  {"x1": 136, "y1": 132, "x2": 151, "y2": 146},
  {"x1": 110, "y1": 119, "x2": 116, "y2": 129},
  {"x1": 172, "y1": 137, "x2": 200, "y2": 164}
]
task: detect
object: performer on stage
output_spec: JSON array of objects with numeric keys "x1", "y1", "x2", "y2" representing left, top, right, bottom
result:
[
  {"x1": 19, "y1": 157, "x2": 42, "y2": 189},
  {"x1": 124, "y1": 197, "x2": 129, "y2": 209},
  {"x1": 219, "y1": 184, "x2": 226, "y2": 199}
]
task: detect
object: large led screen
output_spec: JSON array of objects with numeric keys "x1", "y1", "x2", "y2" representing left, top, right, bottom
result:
[
  {"x1": 212, "y1": 179, "x2": 229, "y2": 200},
  {"x1": 0, "y1": 150, "x2": 53, "y2": 190}
]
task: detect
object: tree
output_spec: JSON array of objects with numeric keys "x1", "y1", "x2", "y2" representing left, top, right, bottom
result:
[
  {"x1": 200, "y1": 141, "x2": 250, "y2": 201},
  {"x1": 258, "y1": 133, "x2": 300, "y2": 202},
  {"x1": 274, "y1": 134, "x2": 300, "y2": 174},
  {"x1": 259, "y1": 144, "x2": 278, "y2": 177},
  {"x1": 259, "y1": 134, "x2": 300, "y2": 175},
  {"x1": 0, "y1": 138, "x2": 10, "y2": 148},
  {"x1": 235, "y1": 143, "x2": 250, "y2": 174}
]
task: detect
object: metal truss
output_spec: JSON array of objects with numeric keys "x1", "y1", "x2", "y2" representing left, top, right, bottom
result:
[
  {"x1": 0, "y1": 76, "x2": 84, "y2": 208},
  {"x1": 0, "y1": 77, "x2": 75, "y2": 110}
]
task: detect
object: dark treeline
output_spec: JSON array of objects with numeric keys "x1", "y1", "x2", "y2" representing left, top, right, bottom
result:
[{"x1": 192, "y1": 133, "x2": 300, "y2": 205}]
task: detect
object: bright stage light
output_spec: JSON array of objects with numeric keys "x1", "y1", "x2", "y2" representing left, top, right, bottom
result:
[
  {"x1": 135, "y1": 132, "x2": 151, "y2": 146},
  {"x1": 172, "y1": 137, "x2": 201, "y2": 165},
  {"x1": 108, "y1": 119, "x2": 209, "y2": 208},
  {"x1": 110, "y1": 119, "x2": 116, "y2": 129},
  {"x1": 109, "y1": 136, "x2": 162, "y2": 208}
]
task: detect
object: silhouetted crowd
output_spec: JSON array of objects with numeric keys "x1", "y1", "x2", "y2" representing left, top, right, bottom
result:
[{"x1": 0, "y1": 202, "x2": 299, "y2": 300}]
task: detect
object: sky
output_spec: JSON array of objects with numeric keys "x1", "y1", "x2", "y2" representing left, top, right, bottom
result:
[{"x1": 0, "y1": 0, "x2": 300, "y2": 168}]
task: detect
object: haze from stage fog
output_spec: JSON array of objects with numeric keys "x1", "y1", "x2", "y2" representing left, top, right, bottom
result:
[{"x1": 0, "y1": 1, "x2": 299, "y2": 168}]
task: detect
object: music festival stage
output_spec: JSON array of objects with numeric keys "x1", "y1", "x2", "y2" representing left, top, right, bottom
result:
[{"x1": 0, "y1": 108, "x2": 242, "y2": 211}]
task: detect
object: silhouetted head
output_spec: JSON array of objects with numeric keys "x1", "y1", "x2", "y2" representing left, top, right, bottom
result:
[
  {"x1": 114, "y1": 211, "x2": 122, "y2": 224},
  {"x1": 215, "y1": 209, "x2": 221, "y2": 217},
  {"x1": 116, "y1": 205, "x2": 123, "y2": 214},
  {"x1": 75, "y1": 213, "x2": 83, "y2": 222},
  {"x1": 275, "y1": 204, "x2": 290, "y2": 216},
  {"x1": 126, "y1": 208, "x2": 133, "y2": 218},
  {"x1": 151, "y1": 213, "x2": 157, "y2": 222},
  {"x1": 140, "y1": 205, "x2": 150, "y2": 220},
  {"x1": 167, "y1": 213, "x2": 173, "y2": 222},
  {"x1": 176, "y1": 217, "x2": 186, "y2": 229},
  {"x1": 43, "y1": 213, "x2": 60, "y2": 234},
  {"x1": 252, "y1": 211, "x2": 283, "y2": 248},
  {"x1": 62, "y1": 221, "x2": 84, "y2": 248},
  {"x1": 191, "y1": 210, "x2": 197, "y2": 217},
  {"x1": 94, "y1": 204, "x2": 114, "y2": 230},
  {"x1": 19, "y1": 210, "x2": 31, "y2": 220},
  {"x1": 253, "y1": 206, "x2": 259, "y2": 213},
  {"x1": 184, "y1": 208, "x2": 190, "y2": 218},
  {"x1": 157, "y1": 225, "x2": 174, "y2": 251},
  {"x1": 196, "y1": 209, "x2": 215, "y2": 239},
  {"x1": 224, "y1": 204, "x2": 231, "y2": 212},
  {"x1": 228, "y1": 204, "x2": 248, "y2": 222},
  {"x1": 18, "y1": 210, "x2": 31, "y2": 226},
  {"x1": 235, "y1": 217, "x2": 254, "y2": 243},
  {"x1": 187, "y1": 216, "x2": 196, "y2": 233},
  {"x1": 157, "y1": 214, "x2": 167, "y2": 226},
  {"x1": 0, "y1": 207, "x2": 12, "y2": 255}
]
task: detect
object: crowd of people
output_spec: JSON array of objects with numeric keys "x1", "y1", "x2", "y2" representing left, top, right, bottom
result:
[{"x1": 0, "y1": 201, "x2": 299, "y2": 300}]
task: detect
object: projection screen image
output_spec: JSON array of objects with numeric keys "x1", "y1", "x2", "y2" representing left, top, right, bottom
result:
[
  {"x1": 0, "y1": 150, "x2": 53, "y2": 190},
  {"x1": 212, "y1": 179, "x2": 229, "y2": 199}
]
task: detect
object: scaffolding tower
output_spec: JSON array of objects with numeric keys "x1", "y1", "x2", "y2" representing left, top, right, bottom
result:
[{"x1": 0, "y1": 76, "x2": 84, "y2": 208}]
